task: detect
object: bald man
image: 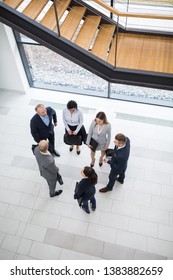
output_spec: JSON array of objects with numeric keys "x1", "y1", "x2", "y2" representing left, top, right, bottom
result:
[
  {"x1": 30, "y1": 104, "x2": 60, "y2": 156},
  {"x1": 34, "y1": 140, "x2": 63, "y2": 197}
]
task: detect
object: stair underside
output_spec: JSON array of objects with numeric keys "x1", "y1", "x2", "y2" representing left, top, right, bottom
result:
[
  {"x1": 3, "y1": 0, "x2": 173, "y2": 74},
  {"x1": 2, "y1": 0, "x2": 173, "y2": 90}
]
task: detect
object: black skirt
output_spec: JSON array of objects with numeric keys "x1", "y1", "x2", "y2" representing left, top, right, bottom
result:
[{"x1": 65, "y1": 124, "x2": 87, "y2": 144}]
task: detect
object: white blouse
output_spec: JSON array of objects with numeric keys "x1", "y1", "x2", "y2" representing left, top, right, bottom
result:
[{"x1": 62, "y1": 108, "x2": 83, "y2": 133}]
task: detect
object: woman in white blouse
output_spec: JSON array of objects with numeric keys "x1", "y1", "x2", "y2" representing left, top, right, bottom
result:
[
  {"x1": 86, "y1": 112, "x2": 111, "y2": 167},
  {"x1": 63, "y1": 100, "x2": 86, "y2": 154}
]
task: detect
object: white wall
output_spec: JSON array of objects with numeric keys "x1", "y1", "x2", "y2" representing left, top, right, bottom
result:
[{"x1": 0, "y1": 23, "x2": 29, "y2": 92}]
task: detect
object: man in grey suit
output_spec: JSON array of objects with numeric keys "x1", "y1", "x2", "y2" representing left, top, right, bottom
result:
[{"x1": 34, "y1": 140, "x2": 63, "y2": 197}]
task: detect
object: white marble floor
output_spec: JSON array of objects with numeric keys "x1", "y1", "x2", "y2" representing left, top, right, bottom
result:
[{"x1": 0, "y1": 87, "x2": 173, "y2": 260}]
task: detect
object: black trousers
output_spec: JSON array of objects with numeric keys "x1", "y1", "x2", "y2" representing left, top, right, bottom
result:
[
  {"x1": 107, "y1": 167, "x2": 126, "y2": 190},
  {"x1": 42, "y1": 131, "x2": 55, "y2": 152}
]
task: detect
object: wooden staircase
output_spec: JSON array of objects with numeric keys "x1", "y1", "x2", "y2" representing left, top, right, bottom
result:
[
  {"x1": 3, "y1": 0, "x2": 117, "y2": 67},
  {"x1": 1, "y1": 0, "x2": 173, "y2": 90}
]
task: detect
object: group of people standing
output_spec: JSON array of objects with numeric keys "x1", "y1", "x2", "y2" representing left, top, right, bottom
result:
[{"x1": 30, "y1": 101, "x2": 130, "y2": 214}]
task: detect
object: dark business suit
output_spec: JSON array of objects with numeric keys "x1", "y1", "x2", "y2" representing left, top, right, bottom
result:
[
  {"x1": 30, "y1": 107, "x2": 57, "y2": 152},
  {"x1": 74, "y1": 178, "x2": 96, "y2": 211},
  {"x1": 107, "y1": 137, "x2": 130, "y2": 190}
]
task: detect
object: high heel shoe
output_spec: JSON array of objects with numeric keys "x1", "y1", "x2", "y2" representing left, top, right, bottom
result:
[
  {"x1": 99, "y1": 157, "x2": 103, "y2": 167},
  {"x1": 69, "y1": 146, "x2": 73, "y2": 152},
  {"x1": 90, "y1": 158, "x2": 95, "y2": 168},
  {"x1": 76, "y1": 147, "x2": 81, "y2": 155}
]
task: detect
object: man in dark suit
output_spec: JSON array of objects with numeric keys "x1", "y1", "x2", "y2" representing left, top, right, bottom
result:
[
  {"x1": 34, "y1": 140, "x2": 63, "y2": 197},
  {"x1": 99, "y1": 133, "x2": 130, "y2": 193},
  {"x1": 30, "y1": 104, "x2": 60, "y2": 156}
]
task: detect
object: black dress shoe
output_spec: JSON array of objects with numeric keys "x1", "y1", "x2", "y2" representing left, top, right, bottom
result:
[
  {"x1": 99, "y1": 186, "x2": 112, "y2": 193},
  {"x1": 116, "y1": 178, "x2": 124, "y2": 184},
  {"x1": 82, "y1": 206, "x2": 90, "y2": 214},
  {"x1": 57, "y1": 173, "x2": 64, "y2": 185},
  {"x1": 31, "y1": 144, "x2": 38, "y2": 155},
  {"x1": 99, "y1": 162, "x2": 103, "y2": 167},
  {"x1": 52, "y1": 150, "x2": 60, "y2": 157},
  {"x1": 77, "y1": 150, "x2": 81, "y2": 155},
  {"x1": 90, "y1": 203, "x2": 96, "y2": 211},
  {"x1": 50, "y1": 190, "x2": 63, "y2": 197}
]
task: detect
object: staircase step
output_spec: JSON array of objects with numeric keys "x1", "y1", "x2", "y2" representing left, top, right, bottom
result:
[
  {"x1": 116, "y1": 33, "x2": 143, "y2": 69},
  {"x1": 40, "y1": 0, "x2": 71, "y2": 30},
  {"x1": 22, "y1": 0, "x2": 49, "y2": 20},
  {"x1": 4, "y1": 0, "x2": 23, "y2": 9},
  {"x1": 91, "y1": 24, "x2": 115, "y2": 60},
  {"x1": 60, "y1": 6, "x2": 86, "y2": 40},
  {"x1": 74, "y1": 15, "x2": 101, "y2": 50},
  {"x1": 108, "y1": 33, "x2": 143, "y2": 68}
]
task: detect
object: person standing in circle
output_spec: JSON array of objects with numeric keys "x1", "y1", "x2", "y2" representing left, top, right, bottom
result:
[
  {"x1": 74, "y1": 166, "x2": 98, "y2": 214},
  {"x1": 86, "y1": 111, "x2": 111, "y2": 167},
  {"x1": 30, "y1": 104, "x2": 60, "y2": 156},
  {"x1": 99, "y1": 133, "x2": 130, "y2": 193},
  {"x1": 33, "y1": 140, "x2": 63, "y2": 198},
  {"x1": 62, "y1": 100, "x2": 86, "y2": 155}
]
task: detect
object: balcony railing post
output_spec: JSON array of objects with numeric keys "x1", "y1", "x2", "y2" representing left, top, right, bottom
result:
[
  {"x1": 53, "y1": 0, "x2": 61, "y2": 36},
  {"x1": 108, "y1": 81, "x2": 111, "y2": 98},
  {"x1": 110, "y1": 0, "x2": 114, "y2": 19},
  {"x1": 114, "y1": 15, "x2": 119, "y2": 67},
  {"x1": 125, "y1": 0, "x2": 130, "y2": 29}
]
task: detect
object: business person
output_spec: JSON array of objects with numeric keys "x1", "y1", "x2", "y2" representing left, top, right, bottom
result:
[
  {"x1": 99, "y1": 133, "x2": 130, "y2": 193},
  {"x1": 74, "y1": 166, "x2": 98, "y2": 214},
  {"x1": 62, "y1": 100, "x2": 86, "y2": 154},
  {"x1": 30, "y1": 104, "x2": 60, "y2": 156},
  {"x1": 86, "y1": 111, "x2": 111, "y2": 167},
  {"x1": 34, "y1": 140, "x2": 63, "y2": 197}
]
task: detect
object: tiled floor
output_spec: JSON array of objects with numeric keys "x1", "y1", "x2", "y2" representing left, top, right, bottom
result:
[{"x1": 0, "y1": 87, "x2": 173, "y2": 260}]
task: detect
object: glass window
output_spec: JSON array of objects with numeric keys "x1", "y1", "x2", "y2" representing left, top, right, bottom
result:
[
  {"x1": 23, "y1": 44, "x2": 108, "y2": 97},
  {"x1": 110, "y1": 82, "x2": 173, "y2": 106}
]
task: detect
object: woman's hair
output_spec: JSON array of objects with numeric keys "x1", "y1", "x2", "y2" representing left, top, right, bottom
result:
[
  {"x1": 67, "y1": 100, "x2": 78, "y2": 110},
  {"x1": 95, "y1": 111, "x2": 108, "y2": 124},
  {"x1": 83, "y1": 166, "x2": 98, "y2": 185}
]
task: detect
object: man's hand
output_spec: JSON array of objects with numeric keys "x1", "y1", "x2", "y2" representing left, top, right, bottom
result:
[{"x1": 103, "y1": 158, "x2": 108, "y2": 163}]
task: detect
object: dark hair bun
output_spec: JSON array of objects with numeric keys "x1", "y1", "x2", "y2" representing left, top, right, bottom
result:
[
  {"x1": 67, "y1": 100, "x2": 78, "y2": 110},
  {"x1": 83, "y1": 166, "x2": 98, "y2": 185}
]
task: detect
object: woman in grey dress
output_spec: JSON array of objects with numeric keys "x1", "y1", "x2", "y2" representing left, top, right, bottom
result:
[{"x1": 86, "y1": 112, "x2": 111, "y2": 167}]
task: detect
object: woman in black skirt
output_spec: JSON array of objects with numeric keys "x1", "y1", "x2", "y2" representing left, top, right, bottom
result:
[{"x1": 62, "y1": 100, "x2": 86, "y2": 154}]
